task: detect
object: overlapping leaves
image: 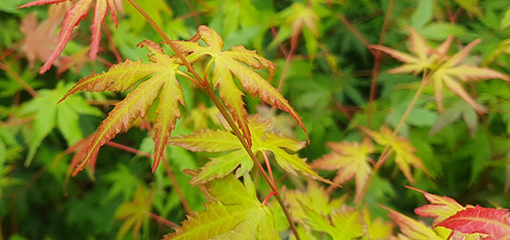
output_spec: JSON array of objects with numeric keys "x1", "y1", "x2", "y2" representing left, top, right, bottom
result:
[
  {"x1": 361, "y1": 126, "x2": 428, "y2": 184},
  {"x1": 168, "y1": 115, "x2": 326, "y2": 185},
  {"x1": 310, "y1": 140, "x2": 374, "y2": 202},
  {"x1": 409, "y1": 186, "x2": 481, "y2": 240},
  {"x1": 371, "y1": 27, "x2": 510, "y2": 113},
  {"x1": 172, "y1": 26, "x2": 308, "y2": 146},
  {"x1": 60, "y1": 40, "x2": 185, "y2": 175},
  {"x1": 438, "y1": 206, "x2": 510, "y2": 240},
  {"x1": 18, "y1": 0, "x2": 124, "y2": 73},
  {"x1": 164, "y1": 171, "x2": 279, "y2": 240}
]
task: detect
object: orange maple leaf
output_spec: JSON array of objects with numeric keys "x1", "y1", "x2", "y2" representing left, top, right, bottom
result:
[
  {"x1": 310, "y1": 139, "x2": 374, "y2": 202},
  {"x1": 20, "y1": 4, "x2": 68, "y2": 69},
  {"x1": 18, "y1": 0, "x2": 124, "y2": 74},
  {"x1": 60, "y1": 40, "x2": 185, "y2": 175},
  {"x1": 172, "y1": 26, "x2": 308, "y2": 146},
  {"x1": 361, "y1": 126, "x2": 428, "y2": 184},
  {"x1": 371, "y1": 27, "x2": 510, "y2": 113}
]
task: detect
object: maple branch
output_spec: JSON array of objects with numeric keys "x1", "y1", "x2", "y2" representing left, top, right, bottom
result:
[
  {"x1": 106, "y1": 141, "x2": 191, "y2": 214},
  {"x1": 102, "y1": 21, "x2": 122, "y2": 63},
  {"x1": 277, "y1": 33, "x2": 300, "y2": 91},
  {"x1": 125, "y1": 1, "x2": 301, "y2": 238},
  {"x1": 125, "y1": 0, "x2": 206, "y2": 88},
  {"x1": 162, "y1": 159, "x2": 192, "y2": 215},
  {"x1": 367, "y1": 0, "x2": 395, "y2": 128},
  {"x1": 148, "y1": 212, "x2": 179, "y2": 228},
  {"x1": 356, "y1": 74, "x2": 427, "y2": 207},
  {"x1": 0, "y1": 62, "x2": 39, "y2": 97}
]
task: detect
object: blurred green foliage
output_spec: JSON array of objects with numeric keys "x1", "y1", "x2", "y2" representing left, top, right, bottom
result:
[{"x1": 2, "y1": 0, "x2": 510, "y2": 239}]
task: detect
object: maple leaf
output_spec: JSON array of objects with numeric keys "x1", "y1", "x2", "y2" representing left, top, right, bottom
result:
[
  {"x1": 310, "y1": 139, "x2": 374, "y2": 203},
  {"x1": 59, "y1": 40, "x2": 185, "y2": 175},
  {"x1": 20, "y1": 3, "x2": 66, "y2": 70},
  {"x1": 115, "y1": 184, "x2": 153, "y2": 240},
  {"x1": 163, "y1": 171, "x2": 279, "y2": 240},
  {"x1": 172, "y1": 25, "x2": 308, "y2": 146},
  {"x1": 379, "y1": 204, "x2": 443, "y2": 240},
  {"x1": 437, "y1": 205, "x2": 510, "y2": 240},
  {"x1": 168, "y1": 115, "x2": 328, "y2": 185},
  {"x1": 301, "y1": 204, "x2": 365, "y2": 240},
  {"x1": 19, "y1": 82, "x2": 102, "y2": 166},
  {"x1": 18, "y1": 0, "x2": 124, "y2": 74},
  {"x1": 371, "y1": 27, "x2": 510, "y2": 113},
  {"x1": 361, "y1": 126, "x2": 428, "y2": 184},
  {"x1": 409, "y1": 186, "x2": 482, "y2": 240},
  {"x1": 284, "y1": 181, "x2": 345, "y2": 223}
]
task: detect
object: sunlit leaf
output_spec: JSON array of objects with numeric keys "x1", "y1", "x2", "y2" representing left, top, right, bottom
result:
[
  {"x1": 172, "y1": 25, "x2": 308, "y2": 146},
  {"x1": 163, "y1": 172, "x2": 279, "y2": 240},
  {"x1": 60, "y1": 40, "x2": 185, "y2": 175},
  {"x1": 169, "y1": 115, "x2": 328, "y2": 185},
  {"x1": 310, "y1": 139, "x2": 374, "y2": 202},
  {"x1": 438, "y1": 205, "x2": 510, "y2": 240},
  {"x1": 361, "y1": 126, "x2": 428, "y2": 184}
]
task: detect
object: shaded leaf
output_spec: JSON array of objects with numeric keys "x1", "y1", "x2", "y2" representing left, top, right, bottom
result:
[
  {"x1": 18, "y1": 0, "x2": 124, "y2": 73},
  {"x1": 371, "y1": 27, "x2": 510, "y2": 113},
  {"x1": 115, "y1": 184, "x2": 153, "y2": 240},
  {"x1": 379, "y1": 204, "x2": 442, "y2": 240}
]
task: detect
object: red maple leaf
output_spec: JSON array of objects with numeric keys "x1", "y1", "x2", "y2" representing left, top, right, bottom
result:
[{"x1": 18, "y1": 0, "x2": 124, "y2": 74}]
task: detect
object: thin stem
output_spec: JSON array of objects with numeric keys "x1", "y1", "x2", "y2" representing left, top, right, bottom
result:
[
  {"x1": 356, "y1": 74, "x2": 428, "y2": 206},
  {"x1": 263, "y1": 151, "x2": 275, "y2": 183},
  {"x1": 338, "y1": 15, "x2": 375, "y2": 55},
  {"x1": 125, "y1": 1, "x2": 300, "y2": 238},
  {"x1": 148, "y1": 212, "x2": 179, "y2": 228},
  {"x1": 102, "y1": 21, "x2": 123, "y2": 63},
  {"x1": 0, "y1": 62, "x2": 39, "y2": 97},
  {"x1": 162, "y1": 159, "x2": 192, "y2": 215},
  {"x1": 125, "y1": 0, "x2": 205, "y2": 88},
  {"x1": 106, "y1": 141, "x2": 152, "y2": 158},
  {"x1": 367, "y1": 0, "x2": 395, "y2": 128},
  {"x1": 106, "y1": 141, "x2": 192, "y2": 214},
  {"x1": 277, "y1": 34, "x2": 299, "y2": 91}
]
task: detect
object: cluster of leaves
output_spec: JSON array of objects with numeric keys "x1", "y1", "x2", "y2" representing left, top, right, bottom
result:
[{"x1": 3, "y1": 0, "x2": 510, "y2": 240}]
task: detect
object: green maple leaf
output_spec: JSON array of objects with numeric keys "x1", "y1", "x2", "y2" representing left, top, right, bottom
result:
[
  {"x1": 115, "y1": 184, "x2": 153, "y2": 240},
  {"x1": 168, "y1": 115, "x2": 327, "y2": 185},
  {"x1": 300, "y1": 204, "x2": 365, "y2": 240},
  {"x1": 360, "y1": 126, "x2": 428, "y2": 184},
  {"x1": 172, "y1": 25, "x2": 308, "y2": 147},
  {"x1": 310, "y1": 140, "x2": 374, "y2": 203},
  {"x1": 60, "y1": 40, "x2": 185, "y2": 175},
  {"x1": 371, "y1": 27, "x2": 510, "y2": 113},
  {"x1": 284, "y1": 181, "x2": 345, "y2": 223},
  {"x1": 18, "y1": 0, "x2": 123, "y2": 73},
  {"x1": 163, "y1": 171, "x2": 280, "y2": 240},
  {"x1": 19, "y1": 82, "x2": 102, "y2": 166}
]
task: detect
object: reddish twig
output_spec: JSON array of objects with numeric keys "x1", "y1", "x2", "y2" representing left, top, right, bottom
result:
[
  {"x1": 148, "y1": 212, "x2": 179, "y2": 228},
  {"x1": 162, "y1": 159, "x2": 192, "y2": 215},
  {"x1": 367, "y1": 0, "x2": 395, "y2": 128},
  {"x1": 102, "y1": 21, "x2": 122, "y2": 63},
  {"x1": 0, "y1": 62, "x2": 39, "y2": 97}
]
